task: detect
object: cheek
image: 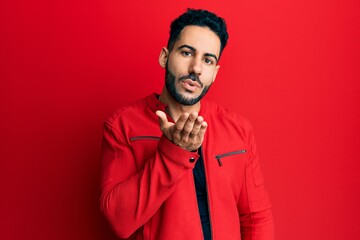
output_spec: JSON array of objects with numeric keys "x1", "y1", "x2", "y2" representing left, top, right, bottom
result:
[
  {"x1": 202, "y1": 68, "x2": 217, "y2": 83},
  {"x1": 167, "y1": 63, "x2": 182, "y2": 79},
  {"x1": 168, "y1": 56, "x2": 190, "y2": 75}
]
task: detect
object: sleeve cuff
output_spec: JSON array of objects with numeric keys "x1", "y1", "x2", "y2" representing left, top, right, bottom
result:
[{"x1": 158, "y1": 135, "x2": 199, "y2": 169}]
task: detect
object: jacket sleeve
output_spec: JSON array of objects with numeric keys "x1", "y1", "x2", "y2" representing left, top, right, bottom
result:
[
  {"x1": 99, "y1": 121, "x2": 199, "y2": 239},
  {"x1": 237, "y1": 121, "x2": 275, "y2": 240}
]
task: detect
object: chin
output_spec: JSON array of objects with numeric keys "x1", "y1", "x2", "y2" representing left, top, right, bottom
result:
[{"x1": 181, "y1": 92, "x2": 200, "y2": 100}]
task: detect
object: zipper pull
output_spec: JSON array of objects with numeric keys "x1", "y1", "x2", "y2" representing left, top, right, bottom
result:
[{"x1": 215, "y1": 157, "x2": 223, "y2": 166}]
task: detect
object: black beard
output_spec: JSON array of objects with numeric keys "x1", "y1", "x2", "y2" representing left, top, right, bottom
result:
[{"x1": 165, "y1": 65, "x2": 211, "y2": 106}]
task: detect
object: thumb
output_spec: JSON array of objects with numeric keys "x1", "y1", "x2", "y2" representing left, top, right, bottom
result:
[
  {"x1": 156, "y1": 110, "x2": 174, "y2": 141},
  {"x1": 155, "y1": 110, "x2": 169, "y2": 129}
]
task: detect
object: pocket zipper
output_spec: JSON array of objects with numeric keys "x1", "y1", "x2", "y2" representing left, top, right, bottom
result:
[
  {"x1": 129, "y1": 136, "x2": 160, "y2": 141},
  {"x1": 215, "y1": 149, "x2": 247, "y2": 166}
]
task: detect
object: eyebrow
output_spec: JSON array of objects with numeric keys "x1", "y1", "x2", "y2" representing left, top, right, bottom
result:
[{"x1": 177, "y1": 44, "x2": 219, "y2": 63}]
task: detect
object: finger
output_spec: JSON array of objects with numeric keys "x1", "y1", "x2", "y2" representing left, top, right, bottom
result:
[
  {"x1": 172, "y1": 113, "x2": 189, "y2": 141},
  {"x1": 181, "y1": 112, "x2": 198, "y2": 141},
  {"x1": 190, "y1": 116, "x2": 204, "y2": 136},
  {"x1": 198, "y1": 121, "x2": 208, "y2": 139},
  {"x1": 155, "y1": 110, "x2": 168, "y2": 130},
  {"x1": 174, "y1": 113, "x2": 189, "y2": 132},
  {"x1": 182, "y1": 112, "x2": 198, "y2": 134}
]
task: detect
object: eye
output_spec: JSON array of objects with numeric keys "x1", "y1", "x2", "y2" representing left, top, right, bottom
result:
[
  {"x1": 204, "y1": 58, "x2": 213, "y2": 65},
  {"x1": 181, "y1": 51, "x2": 192, "y2": 57}
]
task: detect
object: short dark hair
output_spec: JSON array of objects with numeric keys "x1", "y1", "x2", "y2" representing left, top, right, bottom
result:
[{"x1": 167, "y1": 8, "x2": 229, "y2": 58}]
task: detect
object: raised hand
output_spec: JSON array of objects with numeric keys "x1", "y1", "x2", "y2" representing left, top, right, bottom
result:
[{"x1": 156, "y1": 110, "x2": 207, "y2": 152}]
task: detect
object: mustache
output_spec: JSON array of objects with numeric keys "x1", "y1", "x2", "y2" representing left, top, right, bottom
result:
[{"x1": 179, "y1": 73, "x2": 203, "y2": 88}]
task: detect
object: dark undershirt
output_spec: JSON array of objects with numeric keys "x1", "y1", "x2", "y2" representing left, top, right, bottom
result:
[{"x1": 192, "y1": 147, "x2": 212, "y2": 240}]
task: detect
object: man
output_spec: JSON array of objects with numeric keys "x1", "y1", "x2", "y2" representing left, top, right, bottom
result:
[{"x1": 100, "y1": 9, "x2": 274, "y2": 240}]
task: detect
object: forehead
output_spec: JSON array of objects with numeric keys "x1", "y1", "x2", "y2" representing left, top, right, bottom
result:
[{"x1": 174, "y1": 25, "x2": 221, "y2": 57}]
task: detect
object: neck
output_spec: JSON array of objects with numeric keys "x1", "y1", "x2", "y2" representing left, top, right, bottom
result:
[{"x1": 159, "y1": 88, "x2": 201, "y2": 122}]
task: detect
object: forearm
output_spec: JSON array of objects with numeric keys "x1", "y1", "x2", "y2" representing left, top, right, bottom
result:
[
  {"x1": 100, "y1": 130, "x2": 198, "y2": 238},
  {"x1": 240, "y1": 208, "x2": 275, "y2": 240},
  {"x1": 238, "y1": 121, "x2": 274, "y2": 239}
]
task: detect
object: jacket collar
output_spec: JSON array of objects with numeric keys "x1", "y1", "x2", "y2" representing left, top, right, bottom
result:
[{"x1": 146, "y1": 93, "x2": 167, "y2": 113}]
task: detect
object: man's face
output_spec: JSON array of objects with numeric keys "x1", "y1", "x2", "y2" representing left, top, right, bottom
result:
[{"x1": 160, "y1": 25, "x2": 221, "y2": 105}]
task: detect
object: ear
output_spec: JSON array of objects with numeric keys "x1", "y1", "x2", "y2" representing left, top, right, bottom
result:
[
  {"x1": 212, "y1": 65, "x2": 220, "y2": 83},
  {"x1": 159, "y1": 47, "x2": 169, "y2": 68}
]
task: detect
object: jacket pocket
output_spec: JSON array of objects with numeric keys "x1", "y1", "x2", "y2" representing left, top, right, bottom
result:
[
  {"x1": 129, "y1": 136, "x2": 160, "y2": 171},
  {"x1": 130, "y1": 136, "x2": 160, "y2": 141},
  {"x1": 215, "y1": 149, "x2": 247, "y2": 166},
  {"x1": 129, "y1": 136, "x2": 161, "y2": 141}
]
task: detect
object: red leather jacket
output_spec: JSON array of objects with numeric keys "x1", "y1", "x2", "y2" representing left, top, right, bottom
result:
[{"x1": 100, "y1": 93, "x2": 274, "y2": 240}]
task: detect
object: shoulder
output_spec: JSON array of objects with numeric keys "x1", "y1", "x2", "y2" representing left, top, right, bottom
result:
[
  {"x1": 104, "y1": 94, "x2": 153, "y2": 130},
  {"x1": 202, "y1": 100, "x2": 255, "y2": 149},
  {"x1": 202, "y1": 99, "x2": 252, "y2": 129}
]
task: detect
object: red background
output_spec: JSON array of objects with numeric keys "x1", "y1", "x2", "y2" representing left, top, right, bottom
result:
[{"x1": 1, "y1": 0, "x2": 359, "y2": 239}]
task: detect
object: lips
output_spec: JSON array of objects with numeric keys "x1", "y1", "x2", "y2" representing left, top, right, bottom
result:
[
  {"x1": 181, "y1": 79, "x2": 201, "y2": 88},
  {"x1": 180, "y1": 79, "x2": 200, "y2": 92}
]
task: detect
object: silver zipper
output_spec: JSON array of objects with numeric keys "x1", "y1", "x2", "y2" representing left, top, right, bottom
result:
[{"x1": 215, "y1": 149, "x2": 247, "y2": 166}]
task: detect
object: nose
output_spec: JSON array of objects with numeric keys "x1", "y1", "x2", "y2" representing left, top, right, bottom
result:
[{"x1": 189, "y1": 56, "x2": 202, "y2": 75}]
